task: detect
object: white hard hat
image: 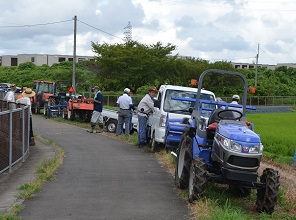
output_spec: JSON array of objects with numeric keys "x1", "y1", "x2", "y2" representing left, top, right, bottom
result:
[
  {"x1": 232, "y1": 94, "x2": 240, "y2": 100},
  {"x1": 124, "y1": 88, "x2": 130, "y2": 93}
]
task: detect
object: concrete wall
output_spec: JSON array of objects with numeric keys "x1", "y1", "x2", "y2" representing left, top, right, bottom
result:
[{"x1": 1, "y1": 54, "x2": 95, "y2": 66}]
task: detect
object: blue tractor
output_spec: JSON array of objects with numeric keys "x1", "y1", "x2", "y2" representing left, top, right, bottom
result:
[{"x1": 173, "y1": 69, "x2": 280, "y2": 214}]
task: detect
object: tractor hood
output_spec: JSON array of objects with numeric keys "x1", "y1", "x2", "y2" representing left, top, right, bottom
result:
[{"x1": 216, "y1": 120, "x2": 260, "y2": 143}]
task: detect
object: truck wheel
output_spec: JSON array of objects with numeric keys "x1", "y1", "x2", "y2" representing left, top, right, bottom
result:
[
  {"x1": 151, "y1": 132, "x2": 160, "y2": 152},
  {"x1": 106, "y1": 119, "x2": 117, "y2": 133},
  {"x1": 188, "y1": 158, "x2": 207, "y2": 203},
  {"x1": 175, "y1": 135, "x2": 192, "y2": 189},
  {"x1": 256, "y1": 168, "x2": 280, "y2": 214}
]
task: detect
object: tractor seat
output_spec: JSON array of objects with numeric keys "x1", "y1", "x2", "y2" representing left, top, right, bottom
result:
[
  {"x1": 208, "y1": 122, "x2": 218, "y2": 131},
  {"x1": 206, "y1": 109, "x2": 222, "y2": 140}
]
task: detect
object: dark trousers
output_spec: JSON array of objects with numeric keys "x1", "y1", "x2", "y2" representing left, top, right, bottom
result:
[{"x1": 30, "y1": 116, "x2": 34, "y2": 139}]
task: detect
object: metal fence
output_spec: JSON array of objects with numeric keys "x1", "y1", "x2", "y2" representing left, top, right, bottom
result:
[
  {"x1": 0, "y1": 100, "x2": 30, "y2": 175},
  {"x1": 104, "y1": 95, "x2": 296, "y2": 107}
]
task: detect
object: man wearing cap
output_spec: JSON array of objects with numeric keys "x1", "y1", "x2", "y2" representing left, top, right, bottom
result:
[
  {"x1": 116, "y1": 88, "x2": 133, "y2": 136},
  {"x1": 137, "y1": 86, "x2": 158, "y2": 148},
  {"x1": 229, "y1": 94, "x2": 243, "y2": 117},
  {"x1": 16, "y1": 88, "x2": 36, "y2": 146},
  {"x1": 87, "y1": 86, "x2": 104, "y2": 133},
  {"x1": 3, "y1": 84, "x2": 16, "y2": 109}
]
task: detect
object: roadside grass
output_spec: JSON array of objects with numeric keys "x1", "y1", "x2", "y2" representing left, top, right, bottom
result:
[
  {"x1": 0, "y1": 134, "x2": 64, "y2": 220},
  {"x1": 247, "y1": 112, "x2": 296, "y2": 164}
]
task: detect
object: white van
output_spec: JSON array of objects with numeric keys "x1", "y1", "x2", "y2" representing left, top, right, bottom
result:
[{"x1": 147, "y1": 85, "x2": 216, "y2": 148}]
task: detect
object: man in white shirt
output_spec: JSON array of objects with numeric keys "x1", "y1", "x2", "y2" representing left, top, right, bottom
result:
[
  {"x1": 3, "y1": 84, "x2": 16, "y2": 109},
  {"x1": 229, "y1": 94, "x2": 242, "y2": 118},
  {"x1": 116, "y1": 88, "x2": 133, "y2": 136}
]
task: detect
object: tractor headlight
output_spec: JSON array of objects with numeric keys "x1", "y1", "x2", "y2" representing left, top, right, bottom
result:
[
  {"x1": 217, "y1": 134, "x2": 241, "y2": 152},
  {"x1": 249, "y1": 143, "x2": 264, "y2": 154},
  {"x1": 230, "y1": 140, "x2": 242, "y2": 152}
]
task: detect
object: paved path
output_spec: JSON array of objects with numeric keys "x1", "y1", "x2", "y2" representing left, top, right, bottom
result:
[{"x1": 18, "y1": 116, "x2": 189, "y2": 220}]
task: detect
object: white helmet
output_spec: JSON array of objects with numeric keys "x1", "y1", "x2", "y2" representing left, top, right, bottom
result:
[
  {"x1": 232, "y1": 94, "x2": 240, "y2": 100},
  {"x1": 124, "y1": 88, "x2": 130, "y2": 93}
]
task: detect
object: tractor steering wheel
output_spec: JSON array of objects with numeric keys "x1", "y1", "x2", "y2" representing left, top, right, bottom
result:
[{"x1": 217, "y1": 109, "x2": 243, "y2": 121}]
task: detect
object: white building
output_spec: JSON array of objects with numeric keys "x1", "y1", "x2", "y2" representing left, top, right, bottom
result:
[{"x1": 0, "y1": 54, "x2": 95, "y2": 66}]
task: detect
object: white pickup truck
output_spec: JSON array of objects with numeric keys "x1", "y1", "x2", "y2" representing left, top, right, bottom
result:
[
  {"x1": 102, "y1": 108, "x2": 138, "y2": 133},
  {"x1": 147, "y1": 85, "x2": 216, "y2": 150}
]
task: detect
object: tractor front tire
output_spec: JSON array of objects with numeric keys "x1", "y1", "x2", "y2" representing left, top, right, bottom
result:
[
  {"x1": 256, "y1": 168, "x2": 280, "y2": 214},
  {"x1": 188, "y1": 158, "x2": 207, "y2": 203},
  {"x1": 68, "y1": 110, "x2": 75, "y2": 121},
  {"x1": 43, "y1": 103, "x2": 48, "y2": 116},
  {"x1": 175, "y1": 135, "x2": 192, "y2": 189},
  {"x1": 62, "y1": 109, "x2": 67, "y2": 120}
]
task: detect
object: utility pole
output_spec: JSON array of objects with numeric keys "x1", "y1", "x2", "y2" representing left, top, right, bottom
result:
[
  {"x1": 72, "y1": 15, "x2": 77, "y2": 95},
  {"x1": 255, "y1": 44, "x2": 259, "y2": 87}
]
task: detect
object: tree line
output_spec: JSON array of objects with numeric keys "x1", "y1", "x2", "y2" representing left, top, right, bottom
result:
[{"x1": 1, "y1": 40, "x2": 296, "y2": 97}]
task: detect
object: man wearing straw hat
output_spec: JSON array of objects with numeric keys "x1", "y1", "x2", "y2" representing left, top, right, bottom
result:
[{"x1": 16, "y1": 88, "x2": 36, "y2": 146}]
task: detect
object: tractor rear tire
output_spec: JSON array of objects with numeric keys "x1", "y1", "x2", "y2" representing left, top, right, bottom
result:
[
  {"x1": 35, "y1": 102, "x2": 40, "y2": 114},
  {"x1": 175, "y1": 135, "x2": 192, "y2": 189},
  {"x1": 256, "y1": 168, "x2": 280, "y2": 214},
  {"x1": 188, "y1": 158, "x2": 207, "y2": 203}
]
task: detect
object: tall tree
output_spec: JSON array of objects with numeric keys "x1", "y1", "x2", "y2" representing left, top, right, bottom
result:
[{"x1": 91, "y1": 40, "x2": 176, "y2": 92}]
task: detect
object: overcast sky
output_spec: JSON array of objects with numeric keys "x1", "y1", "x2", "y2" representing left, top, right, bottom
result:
[{"x1": 1, "y1": 0, "x2": 296, "y2": 65}]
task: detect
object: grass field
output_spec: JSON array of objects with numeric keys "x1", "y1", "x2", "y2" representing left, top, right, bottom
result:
[{"x1": 247, "y1": 112, "x2": 296, "y2": 164}]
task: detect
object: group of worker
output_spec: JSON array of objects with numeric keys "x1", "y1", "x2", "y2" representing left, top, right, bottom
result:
[
  {"x1": 86, "y1": 85, "x2": 241, "y2": 149},
  {"x1": 86, "y1": 85, "x2": 159, "y2": 148},
  {"x1": 3, "y1": 85, "x2": 36, "y2": 146}
]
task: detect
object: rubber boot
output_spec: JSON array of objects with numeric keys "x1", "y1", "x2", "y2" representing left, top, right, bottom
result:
[
  {"x1": 87, "y1": 123, "x2": 96, "y2": 133},
  {"x1": 29, "y1": 137, "x2": 35, "y2": 146},
  {"x1": 96, "y1": 124, "x2": 104, "y2": 133}
]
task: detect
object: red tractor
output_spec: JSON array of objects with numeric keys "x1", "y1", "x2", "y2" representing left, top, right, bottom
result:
[
  {"x1": 63, "y1": 83, "x2": 94, "y2": 122},
  {"x1": 32, "y1": 80, "x2": 55, "y2": 114}
]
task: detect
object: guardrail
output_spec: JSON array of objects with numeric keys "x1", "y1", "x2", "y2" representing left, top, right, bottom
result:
[{"x1": 0, "y1": 100, "x2": 30, "y2": 175}]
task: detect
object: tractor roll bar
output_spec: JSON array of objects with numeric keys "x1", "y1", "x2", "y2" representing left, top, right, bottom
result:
[{"x1": 194, "y1": 69, "x2": 249, "y2": 116}]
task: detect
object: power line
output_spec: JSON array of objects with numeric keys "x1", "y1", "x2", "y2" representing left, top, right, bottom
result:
[
  {"x1": 77, "y1": 19, "x2": 124, "y2": 40},
  {"x1": 0, "y1": 19, "x2": 73, "y2": 28}
]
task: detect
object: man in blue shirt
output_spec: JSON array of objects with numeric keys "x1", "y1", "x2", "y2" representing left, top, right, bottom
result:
[{"x1": 87, "y1": 86, "x2": 104, "y2": 133}]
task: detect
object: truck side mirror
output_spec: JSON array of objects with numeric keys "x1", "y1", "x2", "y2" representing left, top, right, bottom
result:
[{"x1": 154, "y1": 99, "x2": 160, "y2": 108}]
